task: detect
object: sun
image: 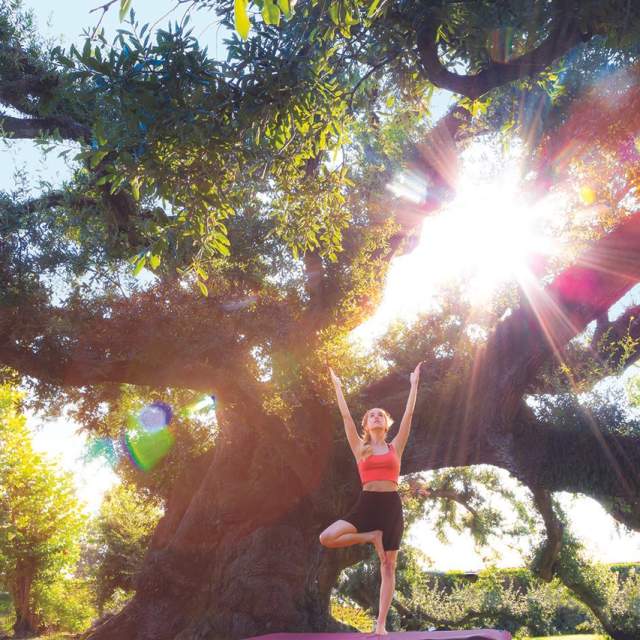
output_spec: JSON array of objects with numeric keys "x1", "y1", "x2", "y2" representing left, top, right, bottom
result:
[
  {"x1": 350, "y1": 138, "x2": 569, "y2": 346},
  {"x1": 434, "y1": 179, "x2": 558, "y2": 299},
  {"x1": 387, "y1": 138, "x2": 563, "y2": 304}
]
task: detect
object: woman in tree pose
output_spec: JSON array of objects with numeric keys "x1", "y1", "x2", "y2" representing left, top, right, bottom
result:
[{"x1": 319, "y1": 361, "x2": 422, "y2": 636}]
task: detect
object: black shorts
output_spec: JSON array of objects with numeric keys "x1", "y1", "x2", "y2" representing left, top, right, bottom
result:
[{"x1": 342, "y1": 490, "x2": 404, "y2": 551}]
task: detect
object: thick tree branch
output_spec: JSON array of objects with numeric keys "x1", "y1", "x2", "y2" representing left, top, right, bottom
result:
[
  {"x1": 0, "y1": 41, "x2": 91, "y2": 142},
  {"x1": 0, "y1": 113, "x2": 91, "y2": 141},
  {"x1": 0, "y1": 283, "x2": 273, "y2": 418},
  {"x1": 303, "y1": 251, "x2": 327, "y2": 314},
  {"x1": 530, "y1": 303, "x2": 640, "y2": 395},
  {"x1": 0, "y1": 72, "x2": 56, "y2": 115},
  {"x1": 416, "y1": 10, "x2": 594, "y2": 100},
  {"x1": 595, "y1": 495, "x2": 640, "y2": 531}
]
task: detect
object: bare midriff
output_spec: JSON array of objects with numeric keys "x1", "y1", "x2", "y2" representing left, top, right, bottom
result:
[{"x1": 362, "y1": 480, "x2": 398, "y2": 491}]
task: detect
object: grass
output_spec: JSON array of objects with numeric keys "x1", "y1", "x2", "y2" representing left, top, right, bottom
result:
[{"x1": 528, "y1": 636, "x2": 607, "y2": 639}]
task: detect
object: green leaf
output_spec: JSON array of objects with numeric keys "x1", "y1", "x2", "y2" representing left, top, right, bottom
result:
[
  {"x1": 234, "y1": 0, "x2": 251, "y2": 40},
  {"x1": 367, "y1": 0, "x2": 382, "y2": 18},
  {"x1": 119, "y1": 0, "x2": 133, "y2": 21},
  {"x1": 131, "y1": 176, "x2": 140, "y2": 201},
  {"x1": 195, "y1": 265, "x2": 208, "y2": 280},
  {"x1": 277, "y1": 0, "x2": 292, "y2": 18},
  {"x1": 149, "y1": 254, "x2": 161, "y2": 269},
  {"x1": 89, "y1": 150, "x2": 109, "y2": 169},
  {"x1": 82, "y1": 38, "x2": 92, "y2": 63},
  {"x1": 262, "y1": 0, "x2": 281, "y2": 25},
  {"x1": 197, "y1": 280, "x2": 209, "y2": 297},
  {"x1": 328, "y1": 2, "x2": 340, "y2": 25},
  {"x1": 132, "y1": 255, "x2": 146, "y2": 276}
]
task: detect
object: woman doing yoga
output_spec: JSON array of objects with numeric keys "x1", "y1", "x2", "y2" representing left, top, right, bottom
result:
[{"x1": 319, "y1": 361, "x2": 422, "y2": 635}]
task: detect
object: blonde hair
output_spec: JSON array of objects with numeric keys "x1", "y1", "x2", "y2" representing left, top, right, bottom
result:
[{"x1": 359, "y1": 408, "x2": 394, "y2": 460}]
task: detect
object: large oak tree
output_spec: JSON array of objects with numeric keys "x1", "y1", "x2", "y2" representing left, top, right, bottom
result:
[{"x1": 1, "y1": 0, "x2": 640, "y2": 637}]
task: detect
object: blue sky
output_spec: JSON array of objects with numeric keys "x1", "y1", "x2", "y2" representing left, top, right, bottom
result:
[{"x1": 5, "y1": 0, "x2": 640, "y2": 571}]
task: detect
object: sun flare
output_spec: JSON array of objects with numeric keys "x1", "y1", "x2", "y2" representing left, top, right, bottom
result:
[
  {"x1": 387, "y1": 139, "x2": 564, "y2": 304},
  {"x1": 351, "y1": 139, "x2": 571, "y2": 345}
]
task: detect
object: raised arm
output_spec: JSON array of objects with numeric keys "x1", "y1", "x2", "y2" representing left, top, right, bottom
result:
[
  {"x1": 328, "y1": 366, "x2": 362, "y2": 457},
  {"x1": 392, "y1": 361, "x2": 423, "y2": 456}
]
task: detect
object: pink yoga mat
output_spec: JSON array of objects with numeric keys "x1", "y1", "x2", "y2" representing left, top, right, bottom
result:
[{"x1": 244, "y1": 630, "x2": 512, "y2": 640}]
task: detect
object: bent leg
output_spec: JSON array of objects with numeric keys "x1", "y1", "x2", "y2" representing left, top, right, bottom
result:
[{"x1": 319, "y1": 519, "x2": 366, "y2": 547}]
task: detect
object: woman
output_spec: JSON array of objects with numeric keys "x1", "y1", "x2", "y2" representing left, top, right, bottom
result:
[{"x1": 319, "y1": 361, "x2": 422, "y2": 636}]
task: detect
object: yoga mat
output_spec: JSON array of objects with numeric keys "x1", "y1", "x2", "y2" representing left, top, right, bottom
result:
[{"x1": 244, "y1": 629, "x2": 512, "y2": 640}]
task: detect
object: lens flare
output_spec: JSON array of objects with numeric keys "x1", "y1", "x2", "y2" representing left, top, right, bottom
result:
[
  {"x1": 84, "y1": 436, "x2": 119, "y2": 467},
  {"x1": 122, "y1": 402, "x2": 177, "y2": 471},
  {"x1": 177, "y1": 394, "x2": 217, "y2": 418},
  {"x1": 122, "y1": 426, "x2": 175, "y2": 472},
  {"x1": 138, "y1": 401, "x2": 173, "y2": 432},
  {"x1": 487, "y1": 27, "x2": 514, "y2": 63}
]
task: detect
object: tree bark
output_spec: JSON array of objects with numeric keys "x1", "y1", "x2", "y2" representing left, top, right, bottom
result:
[
  {"x1": 10, "y1": 558, "x2": 40, "y2": 638},
  {"x1": 85, "y1": 400, "x2": 374, "y2": 640}
]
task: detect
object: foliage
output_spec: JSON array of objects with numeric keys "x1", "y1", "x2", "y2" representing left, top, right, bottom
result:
[
  {"x1": 418, "y1": 466, "x2": 537, "y2": 554},
  {"x1": 553, "y1": 529, "x2": 640, "y2": 637},
  {"x1": 0, "y1": 591, "x2": 12, "y2": 635},
  {"x1": 91, "y1": 482, "x2": 163, "y2": 612},
  {"x1": 99, "y1": 586, "x2": 135, "y2": 616},
  {"x1": 331, "y1": 554, "x2": 635, "y2": 636},
  {"x1": 32, "y1": 576, "x2": 97, "y2": 634},
  {"x1": 0, "y1": 383, "x2": 88, "y2": 633},
  {"x1": 392, "y1": 563, "x2": 606, "y2": 636},
  {"x1": 330, "y1": 593, "x2": 374, "y2": 633}
]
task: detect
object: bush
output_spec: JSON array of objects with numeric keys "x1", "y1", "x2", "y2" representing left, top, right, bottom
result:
[
  {"x1": 0, "y1": 592, "x2": 13, "y2": 636},
  {"x1": 330, "y1": 592, "x2": 374, "y2": 632},
  {"x1": 33, "y1": 577, "x2": 97, "y2": 634}
]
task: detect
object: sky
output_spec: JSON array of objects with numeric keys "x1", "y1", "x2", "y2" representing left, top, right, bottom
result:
[{"x1": 4, "y1": 0, "x2": 640, "y2": 572}]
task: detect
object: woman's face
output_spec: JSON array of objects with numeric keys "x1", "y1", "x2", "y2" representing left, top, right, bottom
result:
[{"x1": 365, "y1": 408, "x2": 388, "y2": 436}]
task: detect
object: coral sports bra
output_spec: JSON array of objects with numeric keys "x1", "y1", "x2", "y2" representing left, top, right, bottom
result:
[{"x1": 357, "y1": 442, "x2": 400, "y2": 485}]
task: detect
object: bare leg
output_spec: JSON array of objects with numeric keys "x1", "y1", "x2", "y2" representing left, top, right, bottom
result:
[
  {"x1": 324, "y1": 530, "x2": 387, "y2": 566},
  {"x1": 375, "y1": 566, "x2": 395, "y2": 634}
]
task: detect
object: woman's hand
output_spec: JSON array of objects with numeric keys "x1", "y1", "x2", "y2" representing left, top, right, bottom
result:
[
  {"x1": 328, "y1": 365, "x2": 342, "y2": 388},
  {"x1": 410, "y1": 361, "x2": 423, "y2": 387}
]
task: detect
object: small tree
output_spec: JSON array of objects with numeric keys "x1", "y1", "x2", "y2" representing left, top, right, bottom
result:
[{"x1": 0, "y1": 383, "x2": 87, "y2": 637}]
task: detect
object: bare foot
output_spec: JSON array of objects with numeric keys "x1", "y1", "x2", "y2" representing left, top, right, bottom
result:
[
  {"x1": 369, "y1": 530, "x2": 386, "y2": 566},
  {"x1": 373, "y1": 623, "x2": 388, "y2": 635}
]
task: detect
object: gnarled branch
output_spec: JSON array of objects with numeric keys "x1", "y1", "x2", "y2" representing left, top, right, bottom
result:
[
  {"x1": 530, "y1": 486, "x2": 563, "y2": 581},
  {"x1": 416, "y1": 9, "x2": 594, "y2": 100}
]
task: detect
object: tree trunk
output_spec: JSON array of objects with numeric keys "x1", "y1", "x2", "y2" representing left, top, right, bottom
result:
[
  {"x1": 11, "y1": 558, "x2": 40, "y2": 638},
  {"x1": 86, "y1": 402, "x2": 372, "y2": 640}
]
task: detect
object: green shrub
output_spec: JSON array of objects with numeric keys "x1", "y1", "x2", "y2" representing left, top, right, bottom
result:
[
  {"x1": 0, "y1": 591, "x2": 13, "y2": 635},
  {"x1": 33, "y1": 577, "x2": 97, "y2": 633}
]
